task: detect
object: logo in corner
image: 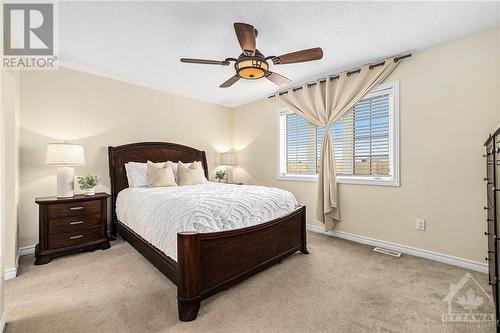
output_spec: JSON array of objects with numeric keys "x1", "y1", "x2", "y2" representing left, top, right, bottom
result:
[
  {"x1": 2, "y1": 2, "x2": 58, "y2": 70},
  {"x1": 442, "y1": 272, "x2": 495, "y2": 328}
]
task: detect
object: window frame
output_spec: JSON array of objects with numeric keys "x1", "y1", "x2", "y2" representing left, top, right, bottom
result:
[{"x1": 276, "y1": 80, "x2": 400, "y2": 187}]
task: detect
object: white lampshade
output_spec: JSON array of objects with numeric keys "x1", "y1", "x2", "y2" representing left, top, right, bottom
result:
[
  {"x1": 220, "y1": 152, "x2": 237, "y2": 166},
  {"x1": 46, "y1": 143, "x2": 85, "y2": 166}
]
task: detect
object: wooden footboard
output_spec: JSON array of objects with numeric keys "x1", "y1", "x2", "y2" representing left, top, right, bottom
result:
[{"x1": 177, "y1": 205, "x2": 308, "y2": 321}]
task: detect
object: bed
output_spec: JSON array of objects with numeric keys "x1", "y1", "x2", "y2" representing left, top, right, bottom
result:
[{"x1": 108, "y1": 142, "x2": 308, "y2": 321}]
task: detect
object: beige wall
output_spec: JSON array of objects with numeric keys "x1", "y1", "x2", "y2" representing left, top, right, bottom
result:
[
  {"x1": 18, "y1": 68, "x2": 232, "y2": 248},
  {"x1": 2, "y1": 71, "x2": 19, "y2": 273},
  {"x1": 232, "y1": 28, "x2": 499, "y2": 263}
]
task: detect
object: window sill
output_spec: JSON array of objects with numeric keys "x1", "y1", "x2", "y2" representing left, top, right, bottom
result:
[
  {"x1": 277, "y1": 174, "x2": 400, "y2": 187},
  {"x1": 337, "y1": 176, "x2": 400, "y2": 187},
  {"x1": 277, "y1": 175, "x2": 318, "y2": 182}
]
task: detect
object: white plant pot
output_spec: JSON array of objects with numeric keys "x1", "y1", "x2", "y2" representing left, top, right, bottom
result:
[{"x1": 84, "y1": 187, "x2": 96, "y2": 196}]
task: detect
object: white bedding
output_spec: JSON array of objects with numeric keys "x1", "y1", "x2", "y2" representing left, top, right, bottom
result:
[{"x1": 116, "y1": 182, "x2": 299, "y2": 260}]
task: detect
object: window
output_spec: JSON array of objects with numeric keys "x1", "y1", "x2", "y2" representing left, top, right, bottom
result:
[{"x1": 278, "y1": 81, "x2": 399, "y2": 186}]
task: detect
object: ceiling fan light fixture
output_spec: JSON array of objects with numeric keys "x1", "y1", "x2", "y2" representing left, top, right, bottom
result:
[
  {"x1": 180, "y1": 22, "x2": 323, "y2": 88},
  {"x1": 235, "y1": 58, "x2": 269, "y2": 80}
]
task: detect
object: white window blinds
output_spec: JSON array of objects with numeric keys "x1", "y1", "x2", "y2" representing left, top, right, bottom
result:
[{"x1": 285, "y1": 113, "x2": 319, "y2": 174}]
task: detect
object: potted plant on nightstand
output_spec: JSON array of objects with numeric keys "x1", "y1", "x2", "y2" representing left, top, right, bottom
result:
[
  {"x1": 215, "y1": 170, "x2": 226, "y2": 183},
  {"x1": 77, "y1": 175, "x2": 100, "y2": 196}
]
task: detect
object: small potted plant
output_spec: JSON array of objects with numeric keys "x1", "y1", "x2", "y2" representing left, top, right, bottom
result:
[
  {"x1": 77, "y1": 174, "x2": 100, "y2": 196},
  {"x1": 215, "y1": 169, "x2": 226, "y2": 183}
]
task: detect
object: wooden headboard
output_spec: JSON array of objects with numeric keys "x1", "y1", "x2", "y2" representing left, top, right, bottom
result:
[{"x1": 108, "y1": 142, "x2": 208, "y2": 231}]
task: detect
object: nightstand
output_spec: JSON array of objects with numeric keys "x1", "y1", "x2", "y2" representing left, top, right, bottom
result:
[{"x1": 34, "y1": 193, "x2": 110, "y2": 265}]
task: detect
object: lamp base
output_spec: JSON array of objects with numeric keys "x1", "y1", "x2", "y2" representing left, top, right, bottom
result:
[{"x1": 57, "y1": 167, "x2": 75, "y2": 198}]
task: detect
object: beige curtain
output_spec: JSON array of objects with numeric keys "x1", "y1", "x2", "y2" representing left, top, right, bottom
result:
[{"x1": 277, "y1": 57, "x2": 399, "y2": 231}]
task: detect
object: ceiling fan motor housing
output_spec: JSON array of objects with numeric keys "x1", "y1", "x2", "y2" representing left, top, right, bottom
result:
[{"x1": 235, "y1": 50, "x2": 269, "y2": 80}]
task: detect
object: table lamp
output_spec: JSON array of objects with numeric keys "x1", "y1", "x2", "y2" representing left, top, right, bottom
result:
[
  {"x1": 220, "y1": 152, "x2": 237, "y2": 183},
  {"x1": 46, "y1": 143, "x2": 85, "y2": 197}
]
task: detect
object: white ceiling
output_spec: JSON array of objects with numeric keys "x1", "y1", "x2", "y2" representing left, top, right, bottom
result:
[{"x1": 59, "y1": 1, "x2": 499, "y2": 107}]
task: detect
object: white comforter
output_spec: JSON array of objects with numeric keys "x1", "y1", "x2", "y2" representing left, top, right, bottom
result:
[{"x1": 116, "y1": 182, "x2": 299, "y2": 260}]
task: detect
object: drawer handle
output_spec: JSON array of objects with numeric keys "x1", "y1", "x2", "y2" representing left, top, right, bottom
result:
[
  {"x1": 70, "y1": 235, "x2": 84, "y2": 240},
  {"x1": 69, "y1": 206, "x2": 84, "y2": 211},
  {"x1": 69, "y1": 220, "x2": 84, "y2": 225},
  {"x1": 485, "y1": 257, "x2": 490, "y2": 261}
]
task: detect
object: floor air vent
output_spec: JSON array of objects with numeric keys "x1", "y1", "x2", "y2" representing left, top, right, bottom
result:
[{"x1": 373, "y1": 247, "x2": 402, "y2": 257}]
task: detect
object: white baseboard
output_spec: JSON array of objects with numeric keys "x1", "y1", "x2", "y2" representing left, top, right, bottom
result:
[
  {"x1": 0, "y1": 311, "x2": 6, "y2": 333},
  {"x1": 4, "y1": 245, "x2": 36, "y2": 280},
  {"x1": 307, "y1": 224, "x2": 488, "y2": 273},
  {"x1": 4, "y1": 268, "x2": 17, "y2": 280},
  {"x1": 18, "y1": 245, "x2": 35, "y2": 256}
]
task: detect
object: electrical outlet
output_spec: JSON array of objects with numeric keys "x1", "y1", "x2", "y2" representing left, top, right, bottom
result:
[{"x1": 416, "y1": 218, "x2": 426, "y2": 231}]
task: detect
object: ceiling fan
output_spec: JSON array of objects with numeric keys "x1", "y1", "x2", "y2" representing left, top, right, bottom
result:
[{"x1": 180, "y1": 22, "x2": 323, "y2": 88}]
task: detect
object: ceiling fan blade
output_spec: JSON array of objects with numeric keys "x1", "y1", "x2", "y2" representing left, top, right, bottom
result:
[
  {"x1": 272, "y1": 47, "x2": 323, "y2": 65},
  {"x1": 220, "y1": 75, "x2": 240, "y2": 88},
  {"x1": 266, "y1": 71, "x2": 292, "y2": 87},
  {"x1": 180, "y1": 58, "x2": 229, "y2": 66},
  {"x1": 234, "y1": 23, "x2": 256, "y2": 56}
]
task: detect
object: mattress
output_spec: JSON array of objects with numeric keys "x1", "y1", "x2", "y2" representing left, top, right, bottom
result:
[{"x1": 116, "y1": 182, "x2": 299, "y2": 260}]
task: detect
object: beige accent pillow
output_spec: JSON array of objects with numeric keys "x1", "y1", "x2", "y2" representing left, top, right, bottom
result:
[
  {"x1": 178, "y1": 161, "x2": 207, "y2": 182},
  {"x1": 147, "y1": 161, "x2": 177, "y2": 187},
  {"x1": 178, "y1": 161, "x2": 206, "y2": 186}
]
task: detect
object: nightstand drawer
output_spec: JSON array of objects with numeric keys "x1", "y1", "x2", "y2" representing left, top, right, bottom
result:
[
  {"x1": 49, "y1": 214, "x2": 101, "y2": 235},
  {"x1": 48, "y1": 200, "x2": 101, "y2": 219},
  {"x1": 48, "y1": 227, "x2": 102, "y2": 249}
]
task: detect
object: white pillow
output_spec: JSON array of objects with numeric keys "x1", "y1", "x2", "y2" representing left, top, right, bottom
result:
[{"x1": 125, "y1": 161, "x2": 166, "y2": 187}]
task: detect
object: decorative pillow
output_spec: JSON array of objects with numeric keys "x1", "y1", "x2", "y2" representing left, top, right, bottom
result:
[
  {"x1": 178, "y1": 161, "x2": 208, "y2": 183},
  {"x1": 147, "y1": 161, "x2": 177, "y2": 187},
  {"x1": 178, "y1": 161, "x2": 206, "y2": 186},
  {"x1": 125, "y1": 161, "x2": 166, "y2": 187}
]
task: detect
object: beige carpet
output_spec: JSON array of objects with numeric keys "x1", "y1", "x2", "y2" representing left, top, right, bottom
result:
[{"x1": 4, "y1": 232, "x2": 494, "y2": 333}]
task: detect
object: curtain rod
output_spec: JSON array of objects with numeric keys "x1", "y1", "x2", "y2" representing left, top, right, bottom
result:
[{"x1": 268, "y1": 53, "x2": 412, "y2": 99}]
